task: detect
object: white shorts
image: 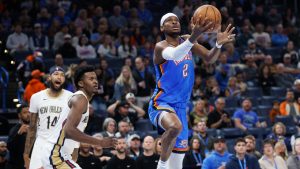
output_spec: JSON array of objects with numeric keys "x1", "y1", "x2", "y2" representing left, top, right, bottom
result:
[
  {"x1": 30, "y1": 137, "x2": 46, "y2": 169},
  {"x1": 41, "y1": 142, "x2": 81, "y2": 169}
]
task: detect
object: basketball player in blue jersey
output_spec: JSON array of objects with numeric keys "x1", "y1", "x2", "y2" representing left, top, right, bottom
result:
[{"x1": 149, "y1": 13, "x2": 235, "y2": 169}]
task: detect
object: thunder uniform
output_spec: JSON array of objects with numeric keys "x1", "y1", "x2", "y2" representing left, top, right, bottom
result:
[
  {"x1": 41, "y1": 91, "x2": 89, "y2": 169},
  {"x1": 29, "y1": 89, "x2": 73, "y2": 169},
  {"x1": 148, "y1": 38, "x2": 194, "y2": 153}
]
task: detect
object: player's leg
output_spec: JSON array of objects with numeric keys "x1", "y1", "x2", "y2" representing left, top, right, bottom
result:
[
  {"x1": 157, "y1": 111, "x2": 182, "y2": 169},
  {"x1": 166, "y1": 106, "x2": 188, "y2": 169}
]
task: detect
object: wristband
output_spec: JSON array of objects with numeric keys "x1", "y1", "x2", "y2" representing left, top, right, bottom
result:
[{"x1": 215, "y1": 41, "x2": 222, "y2": 49}]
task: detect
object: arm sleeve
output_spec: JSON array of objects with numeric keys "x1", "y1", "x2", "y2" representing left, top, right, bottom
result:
[{"x1": 162, "y1": 39, "x2": 194, "y2": 61}]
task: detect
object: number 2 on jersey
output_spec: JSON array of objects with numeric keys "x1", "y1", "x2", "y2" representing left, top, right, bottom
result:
[
  {"x1": 183, "y1": 64, "x2": 188, "y2": 77},
  {"x1": 46, "y1": 116, "x2": 58, "y2": 129}
]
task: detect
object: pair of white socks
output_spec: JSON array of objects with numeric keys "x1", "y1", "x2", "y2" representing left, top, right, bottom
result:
[{"x1": 156, "y1": 153, "x2": 185, "y2": 169}]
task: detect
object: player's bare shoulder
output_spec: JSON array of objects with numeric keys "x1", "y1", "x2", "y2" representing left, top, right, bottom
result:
[{"x1": 154, "y1": 40, "x2": 169, "y2": 65}]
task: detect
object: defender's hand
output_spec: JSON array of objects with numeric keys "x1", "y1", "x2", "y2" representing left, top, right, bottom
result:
[{"x1": 216, "y1": 24, "x2": 235, "y2": 45}]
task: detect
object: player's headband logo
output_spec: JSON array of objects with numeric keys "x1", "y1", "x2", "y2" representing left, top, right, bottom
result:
[{"x1": 50, "y1": 66, "x2": 65, "y2": 75}]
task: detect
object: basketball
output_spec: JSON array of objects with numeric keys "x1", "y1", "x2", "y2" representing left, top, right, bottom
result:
[{"x1": 192, "y1": 5, "x2": 222, "y2": 33}]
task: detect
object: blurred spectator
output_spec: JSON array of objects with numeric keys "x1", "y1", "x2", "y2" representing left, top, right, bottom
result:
[
  {"x1": 190, "y1": 99, "x2": 209, "y2": 125},
  {"x1": 106, "y1": 137, "x2": 136, "y2": 169},
  {"x1": 52, "y1": 24, "x2": 69, "y2": 50},
  {"x1": 92, "y1": 133, "x2": 112, "y2": 166},
  {"x1": 97, "y1": 34, "x2": 117, "y2": 58},
  {"x1": 100, "y1": 58, "x2": 115, "y2": 80},
  {"x1": 233, "y1": 98, "x2": 262, "y2": 132},
  {"x1": 259, "y1": 139, "x2": 287, "y2": 169},
  {"x1": 16, "y1": 54, "x2": 36, "y2": 85},
  {"x1": 72, "y1": 27, "x2": 83, "y2": 47},
  {"x1": 77, "y1": 143, "x2": 103, "y2": 169},
  {"x1": 23, "y1": 69, "x2": 46, "y2": 103},
  {"x1": 137, "y1": 0, "x2": 153, "y2": 25},
  {"x1": 216, "y1": 52, "x2": 234, "y2": 77},
  {"x1": 172, "y1": 0, "x2": 184, "y2": 19},
  {"x1": 183, "y1": 136, "x2": 205, "y2": 169},
  {"x1": 121, "y1": 0, "x2": 131, "y2": 18},
  {"x1": 279, "y1": 89, "x2": 299, "y2": 116},
  {"x1": 107, "y1": 101, "x2": 138, "y2": 125},
  {"x1": 282, "y1": 54, "x2": 295, "y2": 69},
  {"x1": 293, "y1": 79, "x2": 300, "y2": 100},
  {"x1": 49, "y1": 53, "x2": 68, "y2": 73},
  {"x1": 225, "y1": 138, "x2": 261, "y2": 169},
  {"x1": 113, "y1": 65, "x2": 137, "y2": 101},
  {"x1": 36, "y1": 7, "x2": 52, "y2": 30},
  {"x1": 108, "y1": 5, "x2": 128, "y2": 33},
  {"x1": 250, "y1": 6, "x2": 267, "y2": 26},
  {"x1": 29, "y1": 23, "x2": 49, "y2": 52},
  {"x1": 271, "y1": 24, "x2": 289, "y2": 48},
  {"x1": 235, "y1": 71, "x2": 248, "y2": 93},
  {"x1": 204, "y1": 77, "x2": 221, "y2": 99},
  {"x1": 132, "y1": 56, "x2": 155, "y2": 107},
  {"x1": 0, "y1": 141, "x2": 7, "y2": 169},
  {"x1": 274, "y1": 140, "x2": 289, "y2": 161},
  {"x1": 267, "y1": 7, "x2": 282, "y2": 27},
  {"x1": 5, "y1": 104, "x2": 30, "y2": 169},
  {"x1": 53, "y1": 8, "x2": 71, "y2": 25},
  {"x1": 90, "y1": 17, "x2": 108, "y2": 47},
  {"x1": 100, "y1": 118, "x2": 117, "y2": 137},
  {"x1": 154, "y1": 137, "x2": 162, "y2": 155},
  {"x1": 281, "y1": 41, "x2": 299, "y2": 65},
  {"x1": 85, "y1": 104, "x2": 104, "y2": 135},
  {"x1": 267, "y1": 122, "x2": 291, "y2": 151},
  {"x1": 269, "y1": 100, "x2": 281, "y2": 123},
  {"x1": 125, "y1": 93, "x2": 145, "y2": 118},
  {"x1": 115, "y1": 120, "x2": 132, "y2": 139},
  {"x1": 136, "y1": 135, "x2": 159, "y2": 169},
  {"x1": 252, "y1": 23, "x2": 271, "y2": 49},
  {"x1": 258, "y1": 64, "x2": 276, "y2": 95},
  {"x1": 287, "y1": 136, "x2": 300, "y2": 168},
  {"x1": 243, "y1": 54, "x2": 258, "y2": 84},
  {"x1": 236, "y1": 24, "x2": 254, "y2": 48},
  {"x1": 273, "y1": 63, "x2": 295, "y2": 88},
  {"x1": 6, "y1": 24, "x2": 29, "y2": 54},
  {"x1": 0, "y1": 115, "x2": 9, "y2": 136},
  {"x1": 207, "y1": 97, "x2": 232, "y2": 129},
  {"x1": 128, "y1": 8, "x2": 144, "y2": 29},
  {"x1": 192, "y1": 74, "x2": 205, "y2": 100},
  {"x1": 118, "y1": 35, "x2": 137, "y2": 58},
  {"x1": 128, "y1": 134, "x2": 142, "y2": 160},
  {"x1": 215, "y1": 64, "x2": 230, "y2": 93},
  {"x1": 244, "y1": 135, "x2": 262, "y2": 159},
  {"x1": 193, "y1": 121, "x2": 214, "y2": 157},
  {"x1": 74, "y1": 9, "x2": 89, "y2": 30},
  {"x1": 225, "y1": 77, "x2": 242, "y2": 97},
  {"x1": 233, "y1": 6, "x2": 245, "y2": 28},
  {"x1": 130, "y1": 27, "x2": 146, "y2": 47},
  {"x1": 202, "y1": 135, "x2": 231, "y2": 169},
  {"x1": 57, "y1": 34, "x2": 77, "y2": 58},
  {"x1": 243, "y1": 39, "x2": 265, "y2": 62},
  {"x1": 76, "y1": 35, "x2": 96, "y2": 59},
  {"x1": 64, "y1": 64, "x2": 77, "y2": 92},
  {"x1": 124, "y1": 57, "x2": 134, "y2": 70},
  {"x1": 260, "y1": 55, "x2": 277, "y2": 74}
]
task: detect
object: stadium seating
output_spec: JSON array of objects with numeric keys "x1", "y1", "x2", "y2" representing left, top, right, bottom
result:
[{"x1": 274, "y1": 115, "x2": 295, "y2": 127}]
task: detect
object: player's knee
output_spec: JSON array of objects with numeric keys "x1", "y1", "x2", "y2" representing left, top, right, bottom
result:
[{"x1": 167, "y1": 123, "x2": 182, "y2": 137}]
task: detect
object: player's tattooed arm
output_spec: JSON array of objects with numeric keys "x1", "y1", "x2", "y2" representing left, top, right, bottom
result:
[{"x1": 23, "y1": 113, "x2": 38, "y2": 168}]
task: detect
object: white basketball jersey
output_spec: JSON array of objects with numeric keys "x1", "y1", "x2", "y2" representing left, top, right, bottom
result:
[
  {"x1": 47, "y1": 90, "x2": 89, "y2": 152},
  {"x1": 29, "y1": 89, "x2": 73, "y2": 140}
]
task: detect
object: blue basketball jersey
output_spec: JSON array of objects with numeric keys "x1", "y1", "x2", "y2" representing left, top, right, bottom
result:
[{"x1": 151, "y1": 38, "x2": 194, "y2": 109}]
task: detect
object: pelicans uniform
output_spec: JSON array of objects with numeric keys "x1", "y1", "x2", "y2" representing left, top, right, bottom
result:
[
  {"x1": 41, "y1": 91, "x2": 89, "y2": 169},
  {"x1": 148, "y1": 37, "x2": 194, "y2": 153},
  {"x1": 29, "y1": 89, "x2": 73, "y2": 169}
]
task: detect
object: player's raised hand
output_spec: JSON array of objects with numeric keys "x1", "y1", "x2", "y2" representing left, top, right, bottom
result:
[
  {"x1": 189, "y1": 16, "x2": 213, "y2": 43},
  {"x1": 216, "y1": 24, "x2": 236, "y2": 45},
  {"x1": 99, "y1": 137, "x2": 118, "y2": 148}
]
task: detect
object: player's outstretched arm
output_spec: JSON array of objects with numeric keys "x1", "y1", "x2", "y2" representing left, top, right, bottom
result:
[
  {"x1": 23, "y1": 113, "x2": 38, "y2": 169},
  {"x1": 192, "y1": 24, "x2": 235, "y2": 64},
  {"x1": 64, "y1": 94, "x2": 117, "y2": 148}
]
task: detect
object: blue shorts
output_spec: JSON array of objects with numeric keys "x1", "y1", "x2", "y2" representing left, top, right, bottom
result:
[{"x1": 148, "y1": 100, "x2": 188, "y2": 153}]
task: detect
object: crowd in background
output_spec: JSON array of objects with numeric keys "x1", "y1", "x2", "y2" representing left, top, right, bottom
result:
[{"x1": 1, "y1": 0, "x2": 300, "y2": 168}]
